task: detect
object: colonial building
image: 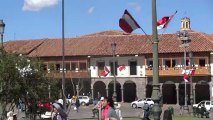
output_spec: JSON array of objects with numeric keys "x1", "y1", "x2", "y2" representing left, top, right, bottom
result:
[{"x1": 4, "y1": 18, "x2": 213, "y2": 104}]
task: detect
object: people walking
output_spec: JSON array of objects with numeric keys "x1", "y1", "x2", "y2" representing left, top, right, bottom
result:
[
  {"x1": 143, "y1": 101, "x2": 150, "y2": 120},
  {"x1": 75, "y1": 97, "x2": 80, "y2": 112},
  {"x1": 114, "y1": 102, "x2": 123, "y2": 120},
  {"x1": 52, "y1": 102, "x2": 67, "y2": 120},
  {"x1": 92, "y1": 97, "x2": 103, "y2": 118},
  {"x1": 101, "y1": 96, "x2": 118, "y2": 120}
]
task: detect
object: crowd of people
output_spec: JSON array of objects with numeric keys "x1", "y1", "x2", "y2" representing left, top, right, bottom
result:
[{"x1": 7, "y1": 96, "x2": 152, "y2": 120}]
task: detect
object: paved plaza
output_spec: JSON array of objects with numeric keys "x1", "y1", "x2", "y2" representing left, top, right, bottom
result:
[{"x1": 15, "y1": 103, "x2": 209, "y2": 120}]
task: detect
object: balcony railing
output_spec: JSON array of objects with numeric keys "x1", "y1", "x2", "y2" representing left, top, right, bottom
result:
[{"x1": 145, "y1": 66, "x2": 210, "y2": 76}]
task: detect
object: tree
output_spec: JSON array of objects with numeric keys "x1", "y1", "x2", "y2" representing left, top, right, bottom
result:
[{"x1": 0, "y1": 52, "x2": 60, "y2": 119}]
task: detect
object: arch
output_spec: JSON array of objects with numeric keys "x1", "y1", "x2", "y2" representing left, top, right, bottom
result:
[
  {"x1": 197, "y1": 80, "x2": 208, "y2": 85},
  {"x1": 162, "y1": 82, "x2": 176, "y2": 104},
  {"x1": 164, "y1": 81, "x2": 175, "y2": 84},
  {"x1": 179, "y1": 83, "x2": 190, "y2": 105},
  {"x1": 123, "y1": 80, "x2": 136, "y2": 102},
  {"x1": 94, "y1": 81, "x2": 106, "y2": 99},
  {"x1": 195, "y1": 80, "x2": 210, "y2": 103},
  {"x1": 108, "y1": 81, "x2": 121, "y2": 102}
]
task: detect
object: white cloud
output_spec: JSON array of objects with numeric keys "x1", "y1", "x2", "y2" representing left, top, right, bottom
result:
[
  {"x1": 128, "y1": 2, "x2": 141, "y2": 12},
  {"x1": 87, "y1": 6, "x2": 95, "y2": 14},
  {"x1": 22, "y1": 0, "x2": 59, "y2": 11}
]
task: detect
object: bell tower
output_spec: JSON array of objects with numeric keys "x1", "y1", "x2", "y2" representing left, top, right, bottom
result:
[{"x1": 181, "y1": 17, "x2": 191, "y2": 31}]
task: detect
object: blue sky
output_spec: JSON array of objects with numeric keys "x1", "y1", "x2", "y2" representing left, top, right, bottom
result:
[{"x1": 0, "y1": 0, "x2": 212, "y2": 41}]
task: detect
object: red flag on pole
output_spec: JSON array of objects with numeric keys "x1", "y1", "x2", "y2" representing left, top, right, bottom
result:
[
  {"x1": 119, "y1": 9, "x2": 141, "y2": 33},
  {"x1": 157, "y1": 11, "x2": 177, "y2": 29},
  {"x1": 117, "y1": 64, "x2": 125, "y2": 71},
  {"x1": 183, "y1": 73, "x2": 189, "y2": 82},
  {"x1": 100, "y1": 66, "x2": 110, "y2": 77}
]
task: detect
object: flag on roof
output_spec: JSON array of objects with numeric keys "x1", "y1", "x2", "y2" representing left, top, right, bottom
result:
[
  {"x1": 117, "y1": 64, "x2": 125, "y2": 71},
  {"x1": 119, "y1": 9, "x2": 141, "y2": 33},
  {"x1": 157, "y1": 11, "x2": 177, "y2": 29},
  {"x1": 100, "y1": 66, "x2": 110, "y2": 77}
]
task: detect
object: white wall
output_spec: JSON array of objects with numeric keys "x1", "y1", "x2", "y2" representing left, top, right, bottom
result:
[
  {"x1": 90, "y1": 56, "x2": 145, "y2": 78},
  {"x1": 210, "y1": 52, "x2": 213, "y2": 75}
]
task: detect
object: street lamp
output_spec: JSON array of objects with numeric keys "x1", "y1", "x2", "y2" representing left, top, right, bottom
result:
[
  {"x1": 111, "y1": 41, "x2": 117, "y2": 102},
  {"x1": 0, "y1": 20, "x2": 5, "y2": 49},
  {"x1": 177, "y1": 30, "x2": 191, "y2": 113},
  {"x1": 189, "y1": 51, "x2": 193, "y2": 111},
  {"x1": 151, "y1": 0, "x2": 162, "y2": 120}
]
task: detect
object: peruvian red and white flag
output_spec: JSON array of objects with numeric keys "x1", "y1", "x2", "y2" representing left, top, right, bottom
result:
[
  {"x1": 117, "y1": 64, "x2": 126, "y2": 71},
  {"x1": 182, "y1": 69, "x2": 195, "y2": 75},
  {"x1": 183, "y1": 73, "x2": 189, "y2": 82},
  {"x1": 119, "y1": 9, "x2": 141, "y2": 33},
  {"x1": 100, "y1": 66, "x2": 110, "y2": 77},
  {"x1": 157, "y1": 11, "x2": 177, "y2": 29},
  {"x1": 182, "y1": 69, "x2": 195, "y2": 82}
]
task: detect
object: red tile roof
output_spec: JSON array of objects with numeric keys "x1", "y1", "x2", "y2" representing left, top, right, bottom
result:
[{"x1": 4, "y1": 30, "x2": 213, "y2": 57}]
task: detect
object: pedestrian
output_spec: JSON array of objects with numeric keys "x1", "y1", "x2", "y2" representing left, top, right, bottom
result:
[
  {"x1": 7, "y1": 111, "x2": 14, "y2": 120},
  {"x1": 92, "y1": 97, "x2": 103, "y2": 117},
  {"x1": 101, "y1": 96, "x2": 118, "y2": 120},
  {"x1": 114, "y1": 102, "x2": 123, "y2": 120},
  {"x1": 143, "y1": 101, "x2": 150, "y2": 120},
  {"x1": 52, "y1": 102, "x2": 67, "y2": 120},
  {"x1": 75, "y1": 97, "x2": 80, "y2": 112}
]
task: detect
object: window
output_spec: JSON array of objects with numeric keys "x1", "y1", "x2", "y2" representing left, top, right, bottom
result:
[
  {"x1": 97, "y1": 61, "x2": 105, "y2": 75},
  {"x1": 182, "y1": 59, "x2": 189, "y2": 66},
  {"x1": 110, "y1": 61, "x2": 117, "y2": 75},
  {"x1": 165, "y1": 60, "x2": 171, "y2": 68},
  {"x1": 148, "y1": 60, "x2": 153, "y2": 67},
  {"x1": 48, "y1": 63, "x2": 55, "y2": 71},
  {"x1": 55, "y1": 63, "x2": 61, "y2": 71},
  {"x1": 41, "y1": 64, "x2": 47, "y2": 71},
  {"x1": 65, "y1": 63, "x2": 70, "y2": 71},
  {"x1": 199, "y1": 59, "x2": 205, "y2": 67},
  {"x1": 129, "y1": 61, "x2": 137, "y2": 75},
  {"x1": 172, "y1": 60, "x2": 176, "y2": 67},
  {"x1": 79, "y1": 62, "x2": 87, "y2": 71},
  {"x1": 71, "y1": 62, "x2": 78, "y2": 71}
]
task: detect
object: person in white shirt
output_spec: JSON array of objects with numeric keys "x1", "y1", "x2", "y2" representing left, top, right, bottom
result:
[{"x1": 114, "y1": 102, "x2": 123, "y2": 120}]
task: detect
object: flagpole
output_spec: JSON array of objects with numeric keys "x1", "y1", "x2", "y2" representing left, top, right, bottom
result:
[
  {"x1": 61, "y1": 0, "x2": 66, "y2": 111},
  {"x1": 151, "y1": 0, "x2": 162, "y2": 120},
  {"x1": 139, "y1": 28, "x2": 153, "y2": 43}
]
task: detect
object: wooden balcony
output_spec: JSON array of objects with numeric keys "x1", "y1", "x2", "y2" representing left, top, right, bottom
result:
[
  {"x1": 46, "y1": 71, "x2": 90, "y2": 79},
  {"x1": 145, "y1": 67, "x2": 210, "y2": 76}
]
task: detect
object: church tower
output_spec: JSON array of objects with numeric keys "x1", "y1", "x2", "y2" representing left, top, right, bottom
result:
[{"x1": 181, "y1": 17, "x2": 191, "y2": 31}]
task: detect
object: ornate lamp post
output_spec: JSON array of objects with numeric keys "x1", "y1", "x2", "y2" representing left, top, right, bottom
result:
[
  {"x1": 189, "y1": 51, "x2": 194, "y2": 111},
  {"x1": 177, "y1": 30, "x2": 191, "y2": 113},
  {"x1": 151, "y1": 0, "x2": 162, "y2": 120},
  {"x1": 0, "y1": 20, "x2": 5, "y2": 49},
  {"x1": 111, "y1": 41, "x2": 117, "y2": 102}
]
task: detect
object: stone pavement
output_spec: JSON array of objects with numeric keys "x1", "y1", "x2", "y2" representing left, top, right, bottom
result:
[
  {"x1": 15, "y1": 103, "x2": 208, "y2": 120},
  {"x1": 67, "y1": 103, "x2": 140, "y2": 120}
]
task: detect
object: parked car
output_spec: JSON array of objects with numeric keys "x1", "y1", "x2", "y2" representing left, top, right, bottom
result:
[
  {"x1": 131, "y1": 98, "x2": 154, "y2": 108},
  {"x1": 193, "y1": 100, "x2": 213, "y2": 111},
  {"x1": 78, "y1": 96, "x2": 91, "y2": 106},
  {"x1": 38, "y1": 101, "x2": 51, "y2": 112}
]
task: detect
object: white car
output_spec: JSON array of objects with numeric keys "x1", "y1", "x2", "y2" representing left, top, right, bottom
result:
[
  {"x1": 193, "y1": 100, "x2": 213, "y2": 111},
  {"x1": 131, "y1": 98, "x2": 154, "y2": 108},
  {"x1": 78, "y1": 96, "x2": 90, "y2": 106}
]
